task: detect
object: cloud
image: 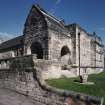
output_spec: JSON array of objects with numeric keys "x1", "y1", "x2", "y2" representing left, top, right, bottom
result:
[
  {"x1": 50, "y1": 7, "x2": 57, "y2": 14},
  {"x1": 0, "y1": 32, "x2": 14, "y2": 37},
  {"x1": 0, "y1": 32, "x2": 15, "y2": 42},
  {"x1": 56, "y1": 0, "x2": 61, "y2": 4},
  {"x1": 50, "y1": 0, "x2": 61, "y2": 14},
  {"x1": 98, "y1": 27, "x2": 105, "y2": 31}
]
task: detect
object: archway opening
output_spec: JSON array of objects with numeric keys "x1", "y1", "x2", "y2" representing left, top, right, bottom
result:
[
  {"x1": 61, "y1": 46, "x2": 70, "y2": 57},
  {"x1": 60, "y1": 46, "x2": 72, "y2": 68},
  {"x1": 31, "y1": 42, "x2": 43, "y2": 59}
]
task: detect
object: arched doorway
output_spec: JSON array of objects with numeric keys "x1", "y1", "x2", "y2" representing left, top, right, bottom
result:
[
  {"x1": 31, "y1": 42, "x2": 43, "y2": 59},
  {"x1": 60, "y1": 46, "x2": 72, "y2": 66},
  {"x1": 61, "y1": 46, "x2": 70, "y2": 57}
]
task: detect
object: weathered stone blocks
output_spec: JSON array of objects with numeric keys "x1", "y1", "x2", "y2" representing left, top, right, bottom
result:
[{"x1": 0, "y1": 55, "x2": 103, "y2": 105}]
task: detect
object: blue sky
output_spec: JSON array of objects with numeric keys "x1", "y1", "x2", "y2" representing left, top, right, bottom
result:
[{"x1": 0, "y1": 0, "x2": 105, "y2": 43}]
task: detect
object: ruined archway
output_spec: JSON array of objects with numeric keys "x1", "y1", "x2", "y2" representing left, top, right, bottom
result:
[
  {"x1": 31, "y1": 42, "x2": 43, "y2": 59},
  {"x1": 60, "y1": 46, "x2": 72, "y2": 66},
  {"x1": 61, "y1": 46, "x2": 70, "y2": 57}
]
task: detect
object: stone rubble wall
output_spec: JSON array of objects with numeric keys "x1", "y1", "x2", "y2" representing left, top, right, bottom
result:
[{"x1": 0, "y1": 55, "x2": 104, "y2": 105}]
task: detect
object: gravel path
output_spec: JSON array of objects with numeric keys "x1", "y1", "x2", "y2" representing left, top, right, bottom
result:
[{"x1": 0, "y1": 88, "x2": 36, "y2": 105}]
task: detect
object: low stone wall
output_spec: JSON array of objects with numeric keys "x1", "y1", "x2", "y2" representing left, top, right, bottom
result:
[{"x1": 0, "y1": 55, "x2": 104, "y2": 105}]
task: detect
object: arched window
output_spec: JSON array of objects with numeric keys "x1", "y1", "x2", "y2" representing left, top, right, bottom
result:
[{"x1": 31, "y1": 42, "x2": 43, "y2": 59}]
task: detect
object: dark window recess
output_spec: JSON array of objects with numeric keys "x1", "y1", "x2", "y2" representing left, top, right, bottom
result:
[{"x1": 31, "y1": 42, "x2": 43, "y2": 59}]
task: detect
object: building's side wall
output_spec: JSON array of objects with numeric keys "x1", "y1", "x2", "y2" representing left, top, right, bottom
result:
[
  {"x1": 65, "y1": 24, "x2": 76, "y2": 65},
  {"x1": 0, "y1": 46, "x2": 23, "y2": 59},
  {"x1": 95, "y1": 38, "x2": 104, "y2": 72},
  {"x1": 79, "y1": 30, "x2": 92, "y2": 67},
  {"x1": 48, "y1": 29, "x2": 72, "y2": 60},
  {"x1": 76, "y1": 26, "x2": 104, "y2": 75},
  {"x1": 46, "y1": 26, "x2": 79, "y2": 78}
]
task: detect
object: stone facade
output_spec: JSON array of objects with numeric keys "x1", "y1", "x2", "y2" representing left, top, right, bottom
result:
[
  {"x1": 0, "y1": 4, "x2": 104, "y2": 78},
  {"x1": 66, "y1": 24, "x2": 104, "y2": 75}
]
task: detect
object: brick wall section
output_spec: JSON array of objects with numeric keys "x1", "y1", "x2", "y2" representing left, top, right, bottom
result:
[{"x1": 0, "y1": 55, "x2": 104, "y2": 105}]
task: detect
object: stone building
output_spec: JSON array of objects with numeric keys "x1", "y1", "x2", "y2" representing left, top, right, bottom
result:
[{"x1": 0, "y1": 5, "x2": 104, "y2": 78}]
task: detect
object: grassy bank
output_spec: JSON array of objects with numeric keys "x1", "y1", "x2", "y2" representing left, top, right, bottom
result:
[{"x1": 46, "y1": 72, "x2": 105, "y2": 104}]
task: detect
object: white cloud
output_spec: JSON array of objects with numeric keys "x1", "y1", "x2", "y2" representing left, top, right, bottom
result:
[
  {"x1": 50, "y1": 0, "x2": 61, "y2": 14},
  {"x1": 0, "y1": 32, "x2": 15, "y2": 42},
  {"x1": 0, "y1": 32, "x2": 15, "y2": 37},
  {"x1": 56, "y1": 0, "x2": 61, "y2": 4}
]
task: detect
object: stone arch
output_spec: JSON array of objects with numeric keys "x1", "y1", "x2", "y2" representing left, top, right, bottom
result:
[
  {"x1": 61, "y1": 46, "x2": 70, "y2": 57},
  {"x1": 60, "y1": 45, "x2": 72, "y2": 65},
  {"x1": 31, "y1": 42, "x2": 43, "y2": 59}
]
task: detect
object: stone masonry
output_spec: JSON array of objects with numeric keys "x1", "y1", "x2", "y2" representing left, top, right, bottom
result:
[
  {"x1": 0, "y1": 55, "x2": 104, "y2": 105},
  {"x1": 0, "y1": 4, "x2": 104, "y2": 79}
]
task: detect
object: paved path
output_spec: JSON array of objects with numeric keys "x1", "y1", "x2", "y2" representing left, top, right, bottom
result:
[{"x1": 0, "y1": 88, "x2": 36, "y2": 105}]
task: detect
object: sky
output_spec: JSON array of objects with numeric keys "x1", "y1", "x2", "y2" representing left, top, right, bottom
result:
[{"x1": 0, "y1": 0, "x2": 105, "y2": 43}]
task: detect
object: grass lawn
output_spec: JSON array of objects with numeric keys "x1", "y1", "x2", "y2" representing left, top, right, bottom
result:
[{"x1": 46, "y1": 72, "x2": 105, "y2": 104}]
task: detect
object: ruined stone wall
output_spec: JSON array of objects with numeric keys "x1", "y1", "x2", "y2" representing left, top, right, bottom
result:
[
  {"x1": 95, "y1": 43, "x2": 104, "y2": 67},
  {"x1": 75, "y1": 26, "x2": 104, "y2": 74},
  {"x1": 65, "y1": 24, "x2": 77, "y2": 65},
  {"x1": 0, "y1": 55, "x2": 103, "y2": 105},
  {"x1": 79, "y1": 31, "x2": 92, "y2": 67},
  {"x1": 48, "y1": 29, "x2": 72, "y2": 61},
  {"x1": 23, "y1": 7, "x2": 49, "y2": 59}
]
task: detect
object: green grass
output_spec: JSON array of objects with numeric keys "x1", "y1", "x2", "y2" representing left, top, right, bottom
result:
[{"x1": 46, "y1": 72, "x2": 105, "y2": 104}]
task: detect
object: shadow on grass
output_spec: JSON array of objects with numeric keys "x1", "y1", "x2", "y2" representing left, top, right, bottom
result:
[{"x1": 74, "y1": 79, "x2": 81, "y2": 83}]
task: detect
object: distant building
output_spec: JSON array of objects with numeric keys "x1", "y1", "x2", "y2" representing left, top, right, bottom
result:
[{"x1": 0, "y1": 5, "x2": 104, "y2": 78}]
